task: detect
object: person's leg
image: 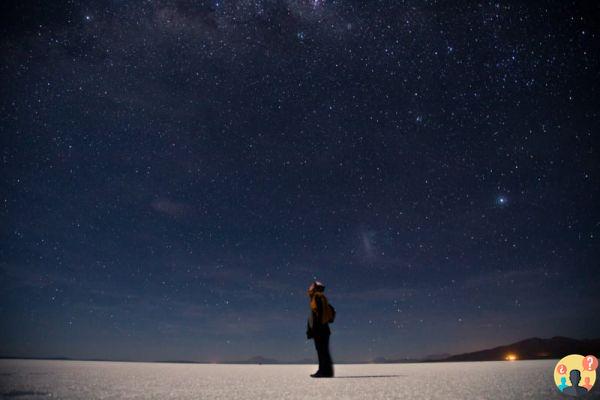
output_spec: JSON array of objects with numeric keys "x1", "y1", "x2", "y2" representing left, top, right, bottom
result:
[
  {"x1": 321, "y1": 334, "x2": 333, "y2": 376},
  {"x1": 314, "y1": 335, "x2": 325, "y2": 374}
]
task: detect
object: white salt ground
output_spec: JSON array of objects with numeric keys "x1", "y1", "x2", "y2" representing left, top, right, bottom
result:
[{"x1": 1, "y1": 359, "x2": 598, "y2": 399}]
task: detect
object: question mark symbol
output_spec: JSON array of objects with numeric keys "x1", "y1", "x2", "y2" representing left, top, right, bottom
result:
[
  {"x1": 582, "y1": 355, "x2": 598, "y2": 371},
  {"x1": 557, "y1": 364, "x2": 567, "y2": 375}
]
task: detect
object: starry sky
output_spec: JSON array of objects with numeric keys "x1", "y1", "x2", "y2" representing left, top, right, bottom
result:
[{"x1": 1, "y1": 0, "x2": 599, "y2": 363}]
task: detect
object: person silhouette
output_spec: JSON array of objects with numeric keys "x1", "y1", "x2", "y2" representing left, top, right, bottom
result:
[
  {"x1": 306, "y1": 280, "x2": 334, "y2": 378},
  {"x1": 582, "y1": 376, "x2": 593, "y2": 391},
  {"x1": 562, "y1": 370, "x2": 589, "y2": 397},
  {"x1": 558, "y1": 377, "x2": 568, "y2": 391}
]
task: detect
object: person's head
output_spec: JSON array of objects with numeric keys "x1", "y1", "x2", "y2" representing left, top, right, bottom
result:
[
  {"x1": 569, "y1": 369, "x2": 581, "y2": 386},
  {"x1": 584, "y1": 376, "x2": 590, "y2": 385},
  {"x1": 307, "y1": 280, "x2": 325, "y2": 296},
  {"x1": 560, "y1": 377, "x2": 567, "y2": 385}
]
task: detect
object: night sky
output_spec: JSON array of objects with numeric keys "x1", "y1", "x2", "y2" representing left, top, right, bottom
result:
[{"x1": 1, "y1": 1, "x2": 599, "y2": 363}]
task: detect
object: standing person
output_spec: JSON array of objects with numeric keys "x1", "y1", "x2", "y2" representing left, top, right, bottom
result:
[
  {"x1": 306, "y1": 280, "x2": 334, "y2": 378},
  {"x1": 563, "y1": 370, "x2": 589, "y2": 396}
]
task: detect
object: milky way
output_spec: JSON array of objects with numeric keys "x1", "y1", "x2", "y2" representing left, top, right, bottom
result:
[{"x1": 1, "y1": 1, "x2": 599, "y2": 362}]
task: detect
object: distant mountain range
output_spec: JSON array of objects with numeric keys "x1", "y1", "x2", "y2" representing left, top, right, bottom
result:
[
  {"x1": 437, "y1": 336, "x2": 600, "y2": 362},
  {"x1": 2, "y1": 336, "x2": 598, "y2": 364}
]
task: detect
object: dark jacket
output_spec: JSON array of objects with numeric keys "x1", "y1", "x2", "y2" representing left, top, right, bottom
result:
[{"x1": 306, "y1": 294, "x2": 331, "y2": 339}]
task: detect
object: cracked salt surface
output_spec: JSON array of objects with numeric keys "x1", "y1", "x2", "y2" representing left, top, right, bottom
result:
[{"x1": 1, "y1": 359, "x2": 598, "y2": 399}]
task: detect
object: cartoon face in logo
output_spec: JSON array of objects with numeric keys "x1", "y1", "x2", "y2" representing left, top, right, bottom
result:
[{"x1": 554, "y1": 354, "x2": 597, "y2": 397}]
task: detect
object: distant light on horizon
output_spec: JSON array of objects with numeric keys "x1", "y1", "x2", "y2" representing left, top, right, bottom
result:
[{"x1": 505, "y1": 354, "x2": 518, "y2": 361}]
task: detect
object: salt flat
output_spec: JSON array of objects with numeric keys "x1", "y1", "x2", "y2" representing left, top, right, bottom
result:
[{"x1": 0, "y1": 359, "x2": 597, "y2": 399}]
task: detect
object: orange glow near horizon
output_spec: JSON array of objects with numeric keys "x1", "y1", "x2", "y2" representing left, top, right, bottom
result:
[{"x1": 505, "y1": 354, "x2": 518, "y2": 361}]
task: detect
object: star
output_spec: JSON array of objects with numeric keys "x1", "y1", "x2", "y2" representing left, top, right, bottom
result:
[{"x1": 496, "y1": 196, "x2": 508, "y2": 206}]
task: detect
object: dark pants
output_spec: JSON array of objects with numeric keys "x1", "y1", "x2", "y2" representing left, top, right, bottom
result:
[{"x1": 314, "y1": 334, "x2": 333, "y2": 375}]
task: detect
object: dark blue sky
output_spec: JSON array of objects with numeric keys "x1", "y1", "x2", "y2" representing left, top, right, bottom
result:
[{"x1": 1, "y1": 0, "x2": 599, "y2": 362}]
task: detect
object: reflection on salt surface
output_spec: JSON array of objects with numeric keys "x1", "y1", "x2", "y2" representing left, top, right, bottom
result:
[
  {"x1": 0, "y1": 359, "x2": 592, "y2": 400},
  {"x1": 334, "y1": 374, "x2": 404, "y2": 378},
  {"x1": 2, "y1": 390, "x2": 50, "y2": 397}
]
